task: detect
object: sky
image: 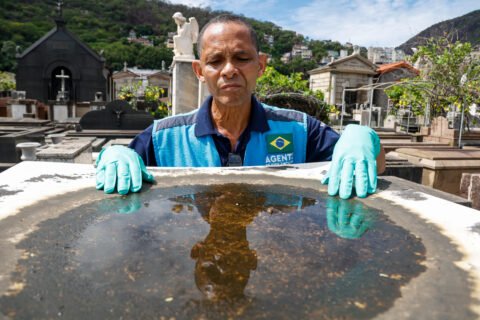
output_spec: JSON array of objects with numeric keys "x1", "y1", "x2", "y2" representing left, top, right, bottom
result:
[{"x1": 167, "y1": 0, "x2": 479, "y2": 47}]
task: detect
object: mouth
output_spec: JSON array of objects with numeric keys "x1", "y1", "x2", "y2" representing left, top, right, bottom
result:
[{"x1": 220, "y1": 84, "x2": 242, "y2": 90}]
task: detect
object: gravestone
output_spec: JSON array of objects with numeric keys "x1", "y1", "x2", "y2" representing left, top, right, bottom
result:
[
  {"x1": 11, "y1": 103, "x2": 27, "y2": 119},
  {"x1": 352, "y1": 109, "x2": 370, "y2": 126},
  {"x1": 79, "y1": 100, "x2": 153, "y2": 130},
  {"x1": 391, "y1": 147, "x2": 480, "y2": 195},
  {"x1": 384, "y1": 115, "x2": 397, "y2": 129},
  {"x1": 36, "y1": 137, "x2": 95, "y2": 164}
]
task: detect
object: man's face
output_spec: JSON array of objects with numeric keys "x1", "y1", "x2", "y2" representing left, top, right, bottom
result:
[{"x1": 192, "y1": 22, "x2": 266, "y2": 108}]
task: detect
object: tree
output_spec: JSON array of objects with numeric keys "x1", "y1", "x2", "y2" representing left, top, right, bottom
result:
[
  {"x1": 0, "y1": 41, "x2": 17, "y2": 72},
  {"x1": 135, "y1": 45, "x2": 173, "y2": 69},
  {"x1": 386, "y1": 37, "x2": 480, "y2": 123},
  {"x1": 0, "y1": 71, "x2": 15, "y2": 91},
  {"x1": 255, "y1": 66, "x2": 330, "y2": 122}
]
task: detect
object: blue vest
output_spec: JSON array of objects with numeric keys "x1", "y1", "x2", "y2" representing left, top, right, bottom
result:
[{"x1": 151, "y1": 104, "x2": 307, "y2": 167}]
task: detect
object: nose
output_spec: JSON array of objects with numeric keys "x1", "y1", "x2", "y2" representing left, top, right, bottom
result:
[{"x1": 220, "y1": 61, "x2": 237, "y2": 79}]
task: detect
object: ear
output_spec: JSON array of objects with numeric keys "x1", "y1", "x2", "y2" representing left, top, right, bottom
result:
[
  {"x1": 192, "y1": 60, "x2": 205, "y2": 82},
  {"x1": 257, "y1": 53, "x2": 268, "y2": 77}
]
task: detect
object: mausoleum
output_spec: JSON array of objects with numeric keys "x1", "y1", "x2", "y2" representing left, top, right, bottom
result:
[{"x1": 15, "y1": 4, "x2": 111, "y2": 106}]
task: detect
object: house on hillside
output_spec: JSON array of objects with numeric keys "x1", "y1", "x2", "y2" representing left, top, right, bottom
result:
[
  {"x1": 127, "y1": 30, "x2": 154, "y2": 47},
  {"x1": 308, "y1": 53, "x2": 377, "y2": 106},
  {"x1": 367, "y1": 47, "x2": 405, "y2": 64},
  {"x1": 281, "y1": 44, "x2": 313, "y2": 63}
]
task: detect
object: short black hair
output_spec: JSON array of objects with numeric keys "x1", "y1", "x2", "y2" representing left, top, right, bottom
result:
[{"x1": 197, "y1": 14, "x2": 259, "y2": 57}]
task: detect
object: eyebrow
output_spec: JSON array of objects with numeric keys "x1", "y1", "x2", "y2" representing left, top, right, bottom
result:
[{"x1": 205, "y1": 49, "x2": 252, "y2": 57}]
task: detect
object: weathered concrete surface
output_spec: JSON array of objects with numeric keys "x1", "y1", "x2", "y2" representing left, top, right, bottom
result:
[{"x1": 0, "y1": 162, "x2": 479, "y2": 319}]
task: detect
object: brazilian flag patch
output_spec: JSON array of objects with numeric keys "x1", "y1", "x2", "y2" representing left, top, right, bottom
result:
[{"x1": 266, "y1": 134, "x2": 293, "y2": 154}]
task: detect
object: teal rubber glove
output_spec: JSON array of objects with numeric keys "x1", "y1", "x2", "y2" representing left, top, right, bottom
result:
[
  {"x1": 326, "y1": 197, "x2": 372, "y2": 239},
  {"x1": 322, "y1": 124, "x2": 380, "y2": 199},
  {"x1": 96, "y1": 145, "x2": 155, "y2": 195}
]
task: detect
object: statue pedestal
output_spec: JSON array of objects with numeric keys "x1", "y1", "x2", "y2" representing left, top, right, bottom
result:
[
  {"x1": 198, "y1": 81, "x2": 210, "y2": 108},
  {"x1": 171, "y1": 57, "x2": 200, "y2": 115}
]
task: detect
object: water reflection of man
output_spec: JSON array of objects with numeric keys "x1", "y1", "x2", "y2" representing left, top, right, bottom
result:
[
  {"x1": 181, "y1": 186, "x2": 315, "y2": 301},
  {"x1": 190, "y1": 191, "x2": 259, "y2": 301}
]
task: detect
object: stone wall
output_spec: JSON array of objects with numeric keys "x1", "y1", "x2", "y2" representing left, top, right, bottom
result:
[
  {"x1": 310, "y1": 73, "x2": 330, "y2": 101},
  {"x1": 334, "y1": 73, "x2": 371, "y2": 105},
  {"x1": 460, "y1": 173, "x2": 480, "y2": 209}
]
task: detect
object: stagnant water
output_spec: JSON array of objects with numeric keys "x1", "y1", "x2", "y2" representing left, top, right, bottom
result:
[{"x1": 1, "y1": 184, "x2": 426, "y2": 319}]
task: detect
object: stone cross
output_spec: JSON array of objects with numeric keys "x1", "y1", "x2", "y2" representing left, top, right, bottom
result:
[
  {"x1": 56, "y1": 69, "x2": 69, "y2": 93},
  {"x1": 57, "y1": 0, "x2": 63, "y2": 17}
]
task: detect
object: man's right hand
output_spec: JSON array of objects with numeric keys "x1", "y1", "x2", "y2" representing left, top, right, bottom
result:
[{"x1": 95, "y1": 145, "x2": 155, "y2": 195}]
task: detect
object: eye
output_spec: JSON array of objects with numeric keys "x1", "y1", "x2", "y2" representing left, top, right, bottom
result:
[{"x1": 237, "y1": 57, "x2": 251, "y2": 62}]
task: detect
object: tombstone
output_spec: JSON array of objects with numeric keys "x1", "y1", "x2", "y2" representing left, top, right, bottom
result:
[
  {"x1": 11, "y1": 103, "x2": 27, "y2": 119},
  {"x1": 12, "y1": 91, "x2": 26, "y2": 100},
  {"x1": 384, "y1": 115, "x2": 397, "y2": 130},
  {"x1": 353, "y1": 109, "x2": 370, "y2": 126},
  {"x1": 392, "y1": 147, "x2": 480, "y2": 196},
  {"x1": 79, "y1": 100, "x2": 153, "y2": 130},
  {"x1": 52, "y1": 68, "x2": 71, "y2": 121},
  {"x1": 36, "y1": 137, "x2": 95, "y2": 164},
  {"x1": 90, "y1": 91, "x2": 106, "y2": 111}
]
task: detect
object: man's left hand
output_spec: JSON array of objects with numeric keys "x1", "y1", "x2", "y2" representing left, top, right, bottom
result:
[{"x1": 322, "y1": 124, "x2": 381, "y2": 199}]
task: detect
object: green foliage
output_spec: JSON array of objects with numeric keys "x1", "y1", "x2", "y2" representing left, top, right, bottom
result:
[
  {"x1": 118, "y1": 81, "x2": 142, "y2": 108},
  {"x1": 118, "y1": 82, "x2": 170, "y2": 118},
  {"x1": 0, "y1": 71, "x2": 15, "y2": 91},
  {"x1": 135, "y1": 46, "x2": 173, "y2": 69},
  {"x1": 256, "y1": 66, "x2": 308, "y2": 96},
  {"x1": 256, "y1": 66, "x2": 323, "y2": 100},
  {"x1": 0, "y1": 0, "x2": 351, "y2": 73},
  {"x1": 386, "y1": 37, "x2": 480, "y2": 120},
  {"x1": 0, "y1": 41, "x2": 18, "y2": 71},
  {"x1": 255, "y1": 66, "x2": 330, "y2": 122},
  {"x1": 150, "y1": 101, "x2": 171, "y2": 119}
]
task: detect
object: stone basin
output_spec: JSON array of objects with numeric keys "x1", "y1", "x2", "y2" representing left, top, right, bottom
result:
[{"x1": 0, "y1": 162, "x2": 479, "y2": 319}]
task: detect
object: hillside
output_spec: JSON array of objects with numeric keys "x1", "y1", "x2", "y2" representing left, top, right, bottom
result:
[
  {"x1": 0, "y1": 0, "x2": 345, "y2": 73},
  {"x1": 398, "y1": 10, "x2": 480, "y2": 54}
]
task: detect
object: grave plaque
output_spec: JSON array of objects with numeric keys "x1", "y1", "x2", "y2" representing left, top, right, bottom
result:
[{"x1": 79, "y1": 100, "x2": 153, "y2": 130}]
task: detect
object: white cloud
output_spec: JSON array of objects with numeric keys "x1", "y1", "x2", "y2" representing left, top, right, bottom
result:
[
  {"x1": 167, "y1": 0, "x2": 276, "y2": 12},
  {"x1": 166, "y1": 0, "x2": 213, "y2": 7},
  {"x1": 281, "y1": 0, "x2": 480, "y2": 47},
  {"x1": 164, "y1": 0, "x2": 479, "y2": 47}
]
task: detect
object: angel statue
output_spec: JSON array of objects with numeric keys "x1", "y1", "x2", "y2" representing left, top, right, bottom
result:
[{"x1": 172, "y1": 12, "x2": 199, "y2": 59}]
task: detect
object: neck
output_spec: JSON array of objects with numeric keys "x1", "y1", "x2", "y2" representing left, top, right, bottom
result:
[{"x1": 211, "y1": 98, "x2": 251, "y2": 150}]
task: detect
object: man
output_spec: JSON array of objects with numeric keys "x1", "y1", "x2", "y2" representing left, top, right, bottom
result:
[{"x1": 96, "y1": 14, "x2": 385, "y2": 199}]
